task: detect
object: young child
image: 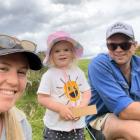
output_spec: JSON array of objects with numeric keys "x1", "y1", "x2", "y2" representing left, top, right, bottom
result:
[{"x1": 37, "y1": 31, "x2": 91, "y2": 140}]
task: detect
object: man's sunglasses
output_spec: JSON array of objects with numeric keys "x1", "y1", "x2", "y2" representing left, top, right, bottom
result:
[
  {"x1": 107, "y1": 41, "x2": 134, "y2": 51},
  {"x1": 0, "y1": 35, "x2": 36, "y2": 52}
]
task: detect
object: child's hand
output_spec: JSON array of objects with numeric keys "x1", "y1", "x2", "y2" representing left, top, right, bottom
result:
[
  {"x1": 73, "y1": 116, "x2": 80, "y2": 121},
  {"x1": 58, "y1": 105, "x2": 74, "y2": 121},
  {"x1": 70, "y1": 106, "x2": 81, "y2": 121}
]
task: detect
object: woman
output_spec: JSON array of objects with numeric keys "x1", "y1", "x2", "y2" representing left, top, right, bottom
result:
[{"x1": 0, "y1": 35, "x2": 42, "y2": 140}]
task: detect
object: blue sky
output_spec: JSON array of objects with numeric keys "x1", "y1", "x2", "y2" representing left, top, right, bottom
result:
[{"x1": 0, "y1": 0, "x2": 140, "y2": 57}]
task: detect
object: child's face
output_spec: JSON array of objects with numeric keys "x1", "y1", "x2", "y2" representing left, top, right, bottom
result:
[{"x1": 50, "y1": 41, "x2": 74, "y2": 68}]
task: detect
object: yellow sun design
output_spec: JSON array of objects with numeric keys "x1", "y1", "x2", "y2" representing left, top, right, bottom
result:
[
  {"x1": 57, "y1": 76, "x2": 81, "y2": 103},
  {"x1": 64, "y1": 80, "x2": 80, "y2": 102}
]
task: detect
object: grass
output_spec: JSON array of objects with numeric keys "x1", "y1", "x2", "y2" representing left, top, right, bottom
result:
[{"x1": 16, "y1": 59, "x2": 92, "y2": 140}]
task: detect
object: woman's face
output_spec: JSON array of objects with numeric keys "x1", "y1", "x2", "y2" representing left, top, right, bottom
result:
[{"x1": 0, "y1": 53, "x2": 28, "y2": 112}]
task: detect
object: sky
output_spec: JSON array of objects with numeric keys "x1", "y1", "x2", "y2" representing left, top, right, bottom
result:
[{"x1": 0, "y1": 0, "x2": 140, "y2": 57}]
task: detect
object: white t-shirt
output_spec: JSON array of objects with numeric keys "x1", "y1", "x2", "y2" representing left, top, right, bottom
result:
[{"x1": 37, "y1": 66, "x2": 90, "y2": 131}]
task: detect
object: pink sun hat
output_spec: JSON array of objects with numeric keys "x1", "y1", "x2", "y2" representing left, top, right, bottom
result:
[{"x1": 43, "y1": 31, "x2": 84, "y2": 65}]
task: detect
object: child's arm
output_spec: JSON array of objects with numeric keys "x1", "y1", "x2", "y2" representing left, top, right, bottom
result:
[
  {"x1": 37, "y1": 94, "x2": 75, "y2": 121},
  {"x1": 79, "y1": 90, "x2": 91, "y2": 107}
]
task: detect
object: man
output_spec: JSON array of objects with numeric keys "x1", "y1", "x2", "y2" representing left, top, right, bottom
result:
[{"x1": 86, "y1": 22, "x2": 140, "y2": 140}]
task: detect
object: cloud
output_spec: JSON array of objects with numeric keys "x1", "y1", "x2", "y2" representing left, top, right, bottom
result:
[
  {"x1": 0, "y1": 0, "x2": 140, "y2": 55},
  {"x1": 51, "y1": 0, "x2": 82, "y2": 5}
]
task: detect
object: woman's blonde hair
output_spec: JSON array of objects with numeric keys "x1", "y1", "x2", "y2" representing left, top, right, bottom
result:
[{"x1": 1, "y1": 107, "x2": 25, "y2": 140}]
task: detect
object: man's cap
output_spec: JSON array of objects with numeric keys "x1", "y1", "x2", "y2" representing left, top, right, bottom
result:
[{"x1": 106, "y1": 22, "x2": 135, "y2": 39}]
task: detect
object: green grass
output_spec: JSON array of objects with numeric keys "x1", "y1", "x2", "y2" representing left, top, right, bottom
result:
[{"x1": 16, "y1": 59, "x2": 92, "y2": 140}]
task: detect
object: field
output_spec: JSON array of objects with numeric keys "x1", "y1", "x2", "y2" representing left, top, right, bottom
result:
[{"x1": 16, "y1": 59, "x2": 92, "y2": 140}]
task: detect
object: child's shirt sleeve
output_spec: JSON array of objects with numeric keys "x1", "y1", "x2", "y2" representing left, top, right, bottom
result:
[{"x1": 37, "y1": 71, "x2": 51, "y2": 95}]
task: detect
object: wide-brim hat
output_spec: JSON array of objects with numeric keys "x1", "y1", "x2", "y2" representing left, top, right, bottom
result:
[
  {"x1": 43, "y1": 31, "x2": 83, "y2": 65},
  {"x1": 0, "y1": 44, "x2": 42, "y2": 70}
]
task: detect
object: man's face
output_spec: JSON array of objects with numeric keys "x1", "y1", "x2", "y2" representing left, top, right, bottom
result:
[{"x1": 107, "y1": 34, "x2": 137, "y2": 66}]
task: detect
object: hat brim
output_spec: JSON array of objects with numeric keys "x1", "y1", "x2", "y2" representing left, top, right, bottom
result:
[
  {"x1": 0, "y1": 48, "x2": 42, "y2": 70},
  {"x1": 49, "y1": 37, "x2": 83, "y2": 55},
  {"x1": 43, "y1": 37, "x2": 83, "y2": 66}
]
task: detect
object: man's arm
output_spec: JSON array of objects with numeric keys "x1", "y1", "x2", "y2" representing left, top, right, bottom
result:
[{"x1": 119, "y1": 102, "x2": 140, "y2": 120}]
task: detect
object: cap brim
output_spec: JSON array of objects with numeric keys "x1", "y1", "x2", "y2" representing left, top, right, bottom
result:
[
  {"x1": 107, "y1": 32, "x2": 132, "y2": 39},
  {"x1": 0, "y1": 48, "x2": 42, "y2": 70}
]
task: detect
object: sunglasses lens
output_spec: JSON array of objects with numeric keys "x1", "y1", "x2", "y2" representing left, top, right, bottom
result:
[
  {"x1": 121, "y1": 43, "x2": 131, "y2": 50},
  {"x1": 21, "y1": 41, "x2": 36, "y2": 52},
  {"x1": 107, "y1": 42, "x2": 132, "y2": 51},
  {"x1": 0, "y1": 36, "x2": 16, "y2": 49},
  {"x1": 107, "y1": 43, "x2": 117, "y2": 51}
]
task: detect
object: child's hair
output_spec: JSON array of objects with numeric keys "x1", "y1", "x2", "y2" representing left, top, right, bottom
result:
[
  {"x1": 43, "y1": 31, "x2": 83, "y2": 67},
  {"x1": 47, "y1": 40, "x2": 78, "y2": 68}
]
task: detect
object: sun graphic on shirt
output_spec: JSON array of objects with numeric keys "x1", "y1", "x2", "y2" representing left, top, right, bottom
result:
[{"x1": 56, "y1": 76, "x2": 82, "y2": 104}]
